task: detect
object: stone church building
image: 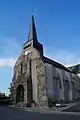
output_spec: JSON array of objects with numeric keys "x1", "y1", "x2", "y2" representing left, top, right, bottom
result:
[{"x1": 12, "y1": 16, "x2": 80, "y2": 107}]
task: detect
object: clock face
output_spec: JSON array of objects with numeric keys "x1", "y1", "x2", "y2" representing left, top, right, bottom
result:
[{"x1": 25, "y1": 51, "x2": 28, "y2": 55}]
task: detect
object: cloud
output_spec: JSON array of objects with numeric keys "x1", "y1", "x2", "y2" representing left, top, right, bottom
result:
[
  {"x1": 0, "y1": 58, "x2": 16, "y2": 68},
  {"x1": 0, "y1": 37, "x2": 80, "y2": 68},
  {"x1": 0, "y1": 38, "x2": 22, "y2": 68},
  {"x1": 44, "y1": 48, "x2": 80, "y2": 67},
  {"x1": 0, "y1": 37, "x2": 22, "y2": 68},
  {"x1": 0, "y1": 37, "x2": 22, "y2": 58}
]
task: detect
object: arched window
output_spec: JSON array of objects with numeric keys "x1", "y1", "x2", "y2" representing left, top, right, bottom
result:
[
  {"x1": 21, "y1": 63, "x2": 23, "y2": 74},
  {"x1": 65, "y1": 76, "x2": 70, "y2": 90},
  {"x1": 21, "y1": 62, "x2": 25, "y2": 74},
  {"x1": 57, "y1": 73, "x2": 62, "y2": 89}
]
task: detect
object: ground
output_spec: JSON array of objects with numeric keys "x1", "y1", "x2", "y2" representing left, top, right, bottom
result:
[
  {"x1": 63, "y1": 103, "x2": 80, "y2": 112},
  {"x1": 0, "y1": 105, "x2": 80, "y2": 120}
]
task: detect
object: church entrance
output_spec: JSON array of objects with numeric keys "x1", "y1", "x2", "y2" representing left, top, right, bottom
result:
[{"x1": 16, "y1": 84, "x2": 24, "y2": 103}]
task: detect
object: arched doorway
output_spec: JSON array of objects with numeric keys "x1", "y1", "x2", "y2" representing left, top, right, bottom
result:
[{"x1": 16, "y1": 84, "x2": 24, "y2": 103}]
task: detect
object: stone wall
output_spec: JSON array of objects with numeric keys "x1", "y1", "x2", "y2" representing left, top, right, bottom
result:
[
  {"x1": 36, "y1": 58, "x2": 48, "y2": 107},
  {"x1": 12, "y1": 53, "x2": 30, "y2": 105}
]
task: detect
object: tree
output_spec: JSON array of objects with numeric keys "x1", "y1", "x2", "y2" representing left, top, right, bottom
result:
[
  {"x1": 0, "y1": 92, "x2": 6, "y2": 98},
  {"x1": 8, "y1": 83, "x2": 14, "y2": 104}
]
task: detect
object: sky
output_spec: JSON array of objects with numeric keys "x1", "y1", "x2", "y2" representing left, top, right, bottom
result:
[{"x1": 0, "y1": 0, "x2": 80, "y2": 95}]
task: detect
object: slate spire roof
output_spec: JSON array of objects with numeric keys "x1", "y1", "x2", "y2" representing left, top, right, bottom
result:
[{"x1": 27, "y1": 15, "x2": 38, "y2": 42}]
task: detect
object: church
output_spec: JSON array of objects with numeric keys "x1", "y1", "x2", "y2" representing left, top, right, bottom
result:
[{"x1": 12, "y1": 16, "x2": 80, "y2": 107}]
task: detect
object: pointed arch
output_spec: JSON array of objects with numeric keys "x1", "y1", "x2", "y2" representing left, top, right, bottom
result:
[
  {"x1": 16, "y1": 84, "x2": 24, "y2": 103},
  {"x1": 57, "y1": 73, "x2": 62, "y2": 89}
]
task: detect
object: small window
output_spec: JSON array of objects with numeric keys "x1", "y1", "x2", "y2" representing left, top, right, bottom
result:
[
  {"x1": 21, "y1": 63, "x2": 23, "y2": 74},
  {"x1": 15, "y1": 70, "x2": 18, "y2": 79},
  {"x1": 59, "y1": 78, "x2": 62, "y2": 89}
]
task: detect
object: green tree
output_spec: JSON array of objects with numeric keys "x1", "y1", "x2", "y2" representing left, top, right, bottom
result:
[
  {"x1": 8, "y1": 83, "x2": 14, "y2": 104},
  {"x1": 0, "y1": 92, "x2": 6, "y2": 98}
]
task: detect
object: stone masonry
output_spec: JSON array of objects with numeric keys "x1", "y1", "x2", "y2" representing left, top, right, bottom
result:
[{"x1": 36, "y1": 58, "x2": 48, "y2": 107}]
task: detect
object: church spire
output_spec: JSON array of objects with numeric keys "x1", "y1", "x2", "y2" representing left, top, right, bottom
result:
[
  {"x1": 27, "y1": 15, "x2": 38, "y2": 42},
  {"x1": 23, "y1": 15, "x2": 43, "y2": 56}
]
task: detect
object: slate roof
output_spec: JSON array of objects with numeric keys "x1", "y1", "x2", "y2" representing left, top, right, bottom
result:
[{"x1": 43, "y1": 56, "x2": 74, "y2": 73}]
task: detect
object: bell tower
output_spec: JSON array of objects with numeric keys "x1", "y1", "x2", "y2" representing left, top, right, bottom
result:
[
  {"x1": 12, "y1": 15, "x2": 48, "y2": 107},
  {"x1": 22, "y1": 16, "x2": 44, "y2": 104},
  {"x1": 23, "y1": 15, "x2": 43, "y2": 57}
]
